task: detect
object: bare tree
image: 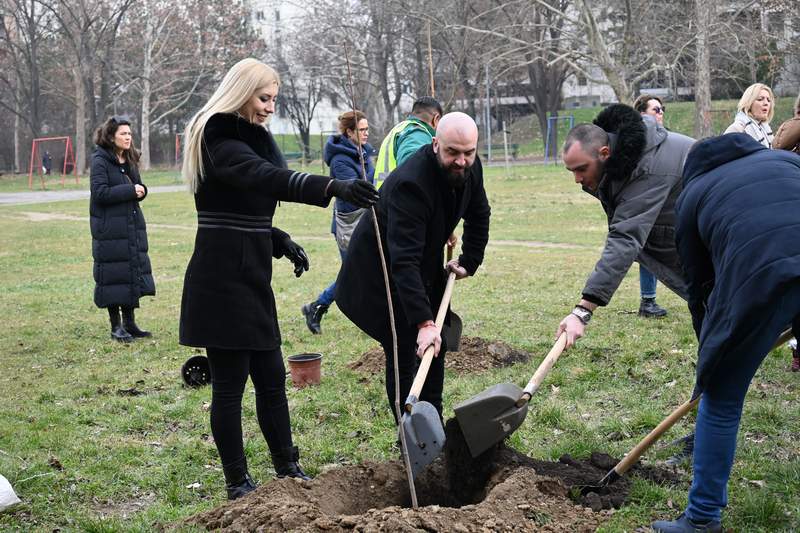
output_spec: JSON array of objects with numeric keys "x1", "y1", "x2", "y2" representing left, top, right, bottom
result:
[
  {"x1": 40, "y1": 0, "x2": 132, "y2": 173},
  {"x1": 693, "y1": 0, "x2": 713, "y2": 138}
]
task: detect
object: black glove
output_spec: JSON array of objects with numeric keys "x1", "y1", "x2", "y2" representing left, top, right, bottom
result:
[
  {"x1": 282, "y1": 237, "x2": 309, "y2": 277},
  {"x1": 327, "y1": 179, "x2": 379, "y2": 208}
]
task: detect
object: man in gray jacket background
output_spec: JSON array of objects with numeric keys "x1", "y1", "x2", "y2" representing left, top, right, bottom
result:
[{"x1": 555, "y1": 104, "x2": 695, "y2": 347}]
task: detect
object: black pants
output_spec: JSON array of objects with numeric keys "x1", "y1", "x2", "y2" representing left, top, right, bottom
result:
[
  {"x1": 381, "y1": 329, "x2": 446, "y2": 423},
  {"x1": 206, "y1": 347, "x2": 293, "y2": 470}
]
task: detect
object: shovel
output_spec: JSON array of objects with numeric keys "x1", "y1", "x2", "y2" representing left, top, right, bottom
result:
[
  {"x1": 453, "y1": 332, "x2": 567, "y2": 457},
  {"x1": 579, "y1": 326, "x2": 795, "y2": 494},
  {"x1": 441, "y1": 243, "x2": 463, "y2": 351},
  {"x1": 401, "y1": 266, "x2": 457, "y2": 477}
]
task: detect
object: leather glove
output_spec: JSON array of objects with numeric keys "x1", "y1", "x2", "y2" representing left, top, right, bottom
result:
[
  {"x1": 327, "y1": 179, "x2": 379, "y2": 208},
  {"x1": 282, "y1": 237, "x2": 309, "y2": 277}
]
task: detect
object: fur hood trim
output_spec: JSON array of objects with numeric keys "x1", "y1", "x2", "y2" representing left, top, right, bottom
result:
[{"x1": 593, "y1": 104, "x2": 647, "y2": 182}]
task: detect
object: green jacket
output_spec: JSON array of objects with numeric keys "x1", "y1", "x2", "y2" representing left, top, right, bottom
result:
[{"x1": 374, "y1": 117, "x2": 435, "y2": 187}]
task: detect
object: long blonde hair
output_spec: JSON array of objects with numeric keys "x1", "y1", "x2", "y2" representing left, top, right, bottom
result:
[
  {"x1": 181, "y1": 58, "x2": 280, "y2": 193},
  {"x1": 737, "y1": 83, "x2": 775, "y2": 124}
]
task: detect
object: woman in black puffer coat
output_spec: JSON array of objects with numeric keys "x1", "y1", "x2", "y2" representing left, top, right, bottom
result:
[{"x1": 89, "y1": 116, "x2": 155, "y2": 342}]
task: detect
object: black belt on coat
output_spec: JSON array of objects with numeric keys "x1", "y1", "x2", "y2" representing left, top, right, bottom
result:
[{"x1": 197, "y1": 211, "x2": 273, "y2": 233}]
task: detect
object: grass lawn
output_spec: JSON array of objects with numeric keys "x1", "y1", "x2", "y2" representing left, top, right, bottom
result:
[{"x1": 0, "y1": 164, "x2": 798, "y2": 532}]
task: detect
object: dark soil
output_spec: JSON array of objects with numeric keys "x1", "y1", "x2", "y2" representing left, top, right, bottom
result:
[
  {"x1": 183, "y1": 419, "x2": 682, "y2": 532},
  {"x1": 348, "y1": 336, "x2": 532, "y2": 376}
]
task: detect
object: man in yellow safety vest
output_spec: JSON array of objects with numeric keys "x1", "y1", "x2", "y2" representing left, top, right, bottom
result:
[{"x1": 374, "y1": 96, "x2": 443, "y2": 188}]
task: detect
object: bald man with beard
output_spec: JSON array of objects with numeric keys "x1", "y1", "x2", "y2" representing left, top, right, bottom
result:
[{"x1": 336, "y1": 112, "x2": 491, "y2": 421}]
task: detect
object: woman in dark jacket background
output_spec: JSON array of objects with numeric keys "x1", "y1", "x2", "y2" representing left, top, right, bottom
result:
[
  {"x1": 179, "y1": 58, "x2": 378, "y2": 500},
  {"x1": 301, "y1": 110, "x2": 375, "y2": 334},
  {"x1": 89, "y1": 116, "x2": 155, "y2": 342}
]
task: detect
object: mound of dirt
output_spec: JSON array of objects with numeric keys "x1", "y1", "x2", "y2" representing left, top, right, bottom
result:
[
  {"x1": 184, "y1": 419, "x2": 682, "y2": 532},
  {"x1": 348, "y1": 336, "x2": 532, "y2": 376}
]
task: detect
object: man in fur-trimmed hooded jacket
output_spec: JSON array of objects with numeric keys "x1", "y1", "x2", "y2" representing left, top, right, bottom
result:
[{"x1": 555, "y1": 104, "x2": 695, "y2": 347}]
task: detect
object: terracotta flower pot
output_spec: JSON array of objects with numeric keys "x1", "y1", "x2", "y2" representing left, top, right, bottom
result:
[{"x1": 287, "y1": 353, "x2": 323, "y2": 388}]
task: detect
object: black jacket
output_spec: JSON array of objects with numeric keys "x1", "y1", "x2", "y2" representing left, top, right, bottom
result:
[
  {"x1": 179, "y1": 113, "x2": 332, "y2": 350},
  {"x1": 89, "y1": 146, "x2": 155, "y2": 308},
  {"x1": 582, "y1": 105, "x2": 695, "y2": 306},
  {"x1": 336, "y1": 144, "x2": 491, "y2": 344},
  {"x1": 676, "y1": 134, "x2": 800, "y2": 396}
]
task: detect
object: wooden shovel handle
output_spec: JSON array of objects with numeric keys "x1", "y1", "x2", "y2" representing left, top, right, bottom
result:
[
  {"x1": 518, "y1": 332, "x2": 567, "y2": 406},
  {"x1": 613, "y1": 397, "x2": 700, "y2": 477},
  {"x1": 406, "y1": 271, "x2": 456, "y2": 411},
  {"x1": 610, "y1": 326, "x2": 792, "y2": 478}
]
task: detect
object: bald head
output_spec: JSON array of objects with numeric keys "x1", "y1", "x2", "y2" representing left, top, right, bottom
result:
[
  {"x1": 433, "y1": 112, "x2": 478, "y2": 187},
  {"x1": 436, "y1": 112, "x2": 479, "y2": 146}
]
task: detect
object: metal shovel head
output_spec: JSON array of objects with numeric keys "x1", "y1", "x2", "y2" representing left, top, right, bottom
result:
[
  {"x1": 453, "y1": 382, "x2": 528, "y2": 457},
  {"x1": 442, "y1": 310, "x2": 463, "y2": 352},
  {"x1": 400, "y1": 400, "x2": 445, "y2": 477}
]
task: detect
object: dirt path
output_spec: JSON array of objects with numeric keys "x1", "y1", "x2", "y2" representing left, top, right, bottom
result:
[{"x1": 0, "y1": 184, "x2": 185, "y2": 206}]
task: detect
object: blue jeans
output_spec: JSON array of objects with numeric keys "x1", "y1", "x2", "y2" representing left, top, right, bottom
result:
[
  {"x1": 685, "y1": 292, "x2": 800, "y2": 523},
  {"x1": 317, "y1": 248, "x2": 346, "y2": 306},
  {"x1": 640, "y1": 265, "x2": 657, "y2": 299}
]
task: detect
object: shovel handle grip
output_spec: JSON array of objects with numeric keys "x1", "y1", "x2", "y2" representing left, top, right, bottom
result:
[
  {"x1": 517, "y1": 332, "x2": 567, "y2": 406},
  {"x1": 406, "y1": 271, "x2": 456, "y2": 412},
  {"x1": 613, "y1": 396, "x2": 700, "y2": 477}
]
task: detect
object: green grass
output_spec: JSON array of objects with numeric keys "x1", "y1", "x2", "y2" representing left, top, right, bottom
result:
[{"x1": 1, "y1": 164, "x2": 798, "y2": 531}]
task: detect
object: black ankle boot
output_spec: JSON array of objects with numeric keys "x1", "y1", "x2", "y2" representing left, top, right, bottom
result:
[
  {"x1": 121, "y1": 307, "x2": 152, "y2": 338},
  {"x1": 301, "y1": 301, "x2": 329, "y2": 334},
  {"x1": 271, "y1": 446, "x2": 311, "y2": 480},
  {"x1": 108, "y1": 306, "x2": 133, "y2": 343},
  {"x1": 223, "y1": 460, "x2": 258, "y2": 500},
  {"x1": 225, "y1": 472, "x2": 257, "y2": 500},
  {"x1": 639, "y1": 297, "x2": 668, "y2": 318}
]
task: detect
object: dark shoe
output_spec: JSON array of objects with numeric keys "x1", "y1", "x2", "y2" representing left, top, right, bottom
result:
[
  {"x1": 121, "y1": 307, "x2": 152, "y2": 338},
  {"x1": 301, "y1": 301, "x2": 329, "y2": 334},
  {"x1": 225, "y1": 473, "x2": 257, "y2": 500},
  {"x1": 651, "y1": 513, "x2": 722, "y2": 532},
  {"x1": 271, "y1": 446, "x2": 311, "y2": 481},
  {"x1": 639, "y1": 298, "x2": 668, "y2": 318},
  {"x1": 665, "y1": 432, "x2": 694, "y2": 467},
  {"x1": 792, "y1": 347, "x2": 799, "y2": 372},
  {"x1": 110, "y1": 324, "x2": 134, "y2": 343}
]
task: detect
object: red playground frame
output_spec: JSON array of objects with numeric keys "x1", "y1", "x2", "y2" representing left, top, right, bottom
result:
[{"x1": 28, "y1": 136, "x2": 78, "y2": 189}]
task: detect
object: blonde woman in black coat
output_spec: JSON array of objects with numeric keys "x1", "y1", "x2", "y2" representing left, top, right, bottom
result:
[
  {"x1": 179, "y1": 58, "x2": 378, "y2": 500},
  {"x1": 89, "y1": 116, "x2": 155, "y2": 342}
]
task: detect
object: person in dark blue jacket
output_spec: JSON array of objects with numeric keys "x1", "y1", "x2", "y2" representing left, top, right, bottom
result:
[
  {"x1": 651, "y1": 134, "x2": 800, "y2": 532},
  {"x1": 302, "y1": 110, "x2": 375, "y2": 334}
]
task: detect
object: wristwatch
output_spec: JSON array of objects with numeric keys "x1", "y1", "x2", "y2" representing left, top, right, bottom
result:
[{"x1": 571, "y1": 305, "x2": 592, "y2": 325}]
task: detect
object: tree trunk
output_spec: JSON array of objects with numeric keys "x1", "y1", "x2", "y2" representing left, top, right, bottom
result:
[
  {"x1": 575, "y1": 0, "x2": 632, "y2": 104},
  {"x1": 74, "y1": 67, "x2": 87, "y2": 175},
  {"x1": 14, "y1": 83, "x2": 21, "y2": 173},
  {"x1": 693, "y1": 0, "x2": 713, "y2": 139},
  {"x1": 139, "y1": 9, "x2": 154, "y2": 170}
]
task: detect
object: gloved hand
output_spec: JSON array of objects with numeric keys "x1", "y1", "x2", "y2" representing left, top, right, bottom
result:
[
  {"x1": 282, "y1": 237, "x2": 309, "y2": 277},
  {"x1": 327, "y1": 179, "x2": 379, "y2": 208}
]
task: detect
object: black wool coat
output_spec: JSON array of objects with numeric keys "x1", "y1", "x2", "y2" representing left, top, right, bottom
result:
[
  {"x1": 676, "y1": 134, "x2": 800, "y2": 396},
  {"x1": 336, "y1": 144, "x2": 491, "y2": 345},
  {"x1": 179, "y1": 113, "x2": 332, "y2": 351},
  {"x1": 89, "y1": 146, "x2": 155, "y2": 308}
]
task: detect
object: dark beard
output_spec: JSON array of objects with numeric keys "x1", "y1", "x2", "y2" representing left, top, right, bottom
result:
[{"x1": 436, "y1": 155, "x2": 470, "y2": 189}]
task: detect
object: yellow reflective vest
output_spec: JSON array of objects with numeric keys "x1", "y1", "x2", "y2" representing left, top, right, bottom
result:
[{"x1": 374, "y1": 119, "x2": 428, "y2": 188}]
